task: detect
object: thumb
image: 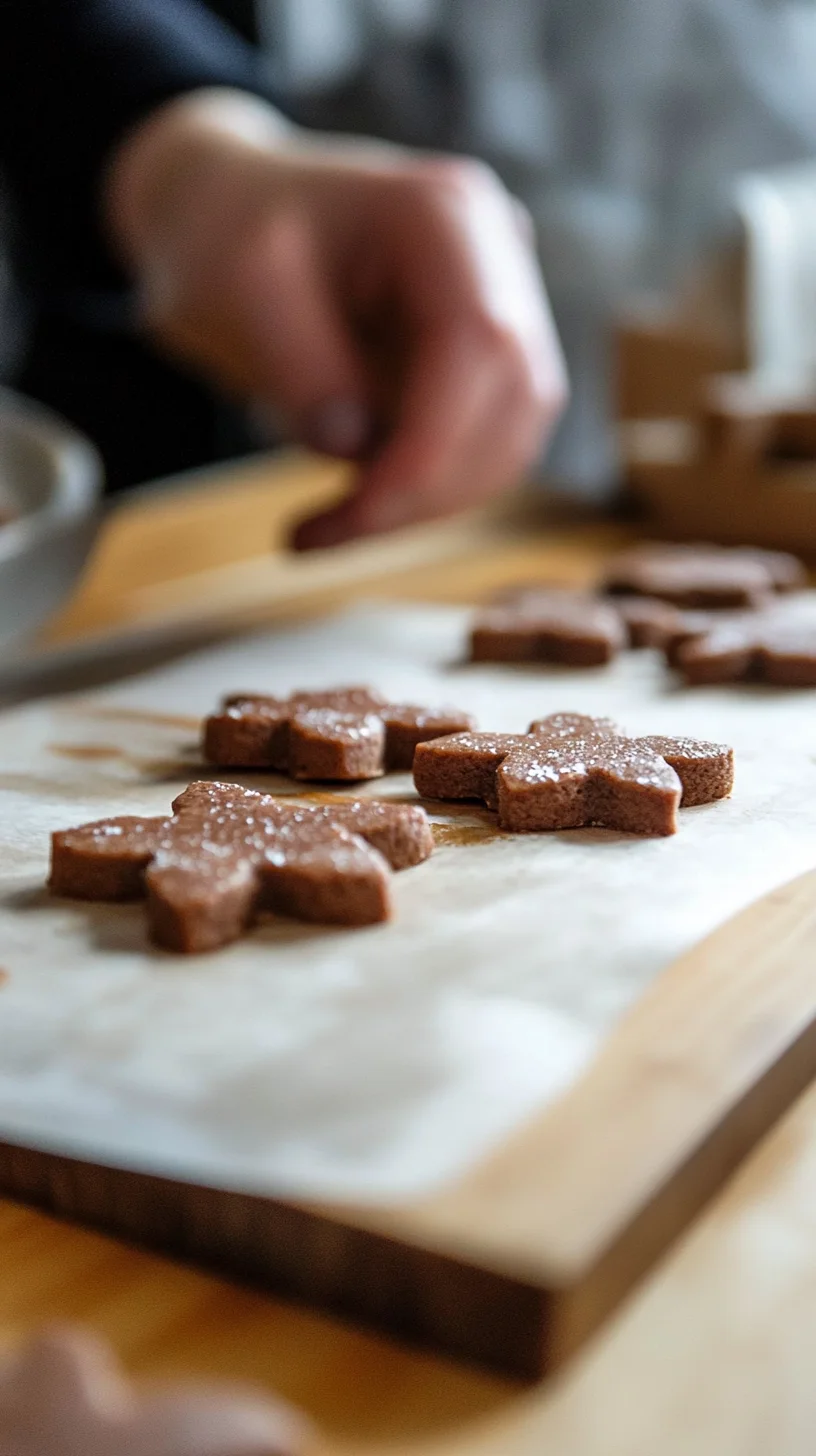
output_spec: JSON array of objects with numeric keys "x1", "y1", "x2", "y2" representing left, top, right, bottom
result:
[{"x1": 227, "y1": 208, "x2": 373, "y2": 457}]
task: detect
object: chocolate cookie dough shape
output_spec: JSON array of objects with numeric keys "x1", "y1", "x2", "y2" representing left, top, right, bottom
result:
[
  {"x1": 614, "y1": 599, "x2": 765, "y2": 666},
  {"x1": 204, "y1": 686, "x2": 475, "y2": 778},
  {"x1": 612, "y1": 594, "x2": 690, "y2": 649},
  {"x1": 676, "y1": 619, "x2": 816, "y2": 686},
  {"x1": 49, "y1": 781, "x2": 434, "y2": 952},
  {"x1": 483, "y1": 583, "x2": 742, "y2": 656},
  {"x1": 414, "y1": 712, "x2": 733, "y2": 836},
  {"x1": 602, "y1": 542, "x2": 806, "y2": 609},
  {"x1": 0, "y1": 1327, "x2": 306, "y2": 1456},
  {"x1": 469, "y1": 592, "x2": 625, "y2": 666}
]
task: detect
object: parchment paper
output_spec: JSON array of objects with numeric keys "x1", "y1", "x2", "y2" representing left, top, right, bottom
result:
[{"x1": 0, "y1": 601, "x2": 815, "y2": 1204}]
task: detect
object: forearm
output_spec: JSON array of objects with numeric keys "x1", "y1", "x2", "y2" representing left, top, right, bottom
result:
[{"x1": 0, "y1": 0, "x2": 272, "y2": 290}]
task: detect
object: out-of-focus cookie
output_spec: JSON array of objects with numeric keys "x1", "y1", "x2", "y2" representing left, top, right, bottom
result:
[
  {"x1": 469, "y1": 591, "x2": 625, "y2": 667},
  {"x1": 204, "y1": 687, "x2": 475, "y2": 777},
  {"x1": 675, "y1": 619, "x2": 816, "y2": 686},
  {"x1": 0, "y1": 1325, "x2": 310, "y2": 1455},
  {"x1": 601, "y1": 542, "x2": 805, "y2": 609}
]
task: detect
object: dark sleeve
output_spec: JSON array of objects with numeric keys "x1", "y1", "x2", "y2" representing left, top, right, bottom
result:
[{"x1": 0, "y1": 0, "x2": 273, "y2": 292}]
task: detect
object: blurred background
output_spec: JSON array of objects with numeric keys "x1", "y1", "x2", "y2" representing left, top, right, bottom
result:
[{"x1": 7, "y1": 0, "x2": 816, "y2": 501}]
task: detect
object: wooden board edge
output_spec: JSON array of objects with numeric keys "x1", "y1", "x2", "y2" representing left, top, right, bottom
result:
[
  {"x1": 371, "y1": 872, "x2": 816, "y2": 1299},
  {"x1": 300, "y1": 873, "x2": 816, "y2": 1373},
  {"x1": 3, "y1": 873, "x2": 816, "y2": 1381},
  {"x1": 0, "y1": 1140, "x2": 550, "y2": 1380},
  {"x1": 316, "y1": 994, "x2": 816, "y2": 1377},
  {"x1": 548, "y1": 994, "x2": 816, "y2": 1362}
]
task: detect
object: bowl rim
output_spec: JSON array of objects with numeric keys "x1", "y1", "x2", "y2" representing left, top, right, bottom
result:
[{"x1": 0, "y1": 386, "x2": 104, "y2": 565}]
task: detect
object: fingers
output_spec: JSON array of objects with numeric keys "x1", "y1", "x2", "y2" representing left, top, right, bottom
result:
[
  {"x1": 293, "y1": 320, "x2": 549, "y2": 548},
  {"x1": 408, "y1": 160, "x2": 566, "y2": 410},
  {"x1": 138, "y1": 203, "x2": 374, "y2": 460},
  {"x1": 294, "y1": 163, "x2": 566, "y2": 549},
  {"x1": 225, "y1": 209, "x2": 373, "y2": 457},
  {"x1": 293, "y1": 322, "x2": 497, "y2": 547},
  {"x1": 114, "y1": 100, "x2": 565, "y2": 539}
]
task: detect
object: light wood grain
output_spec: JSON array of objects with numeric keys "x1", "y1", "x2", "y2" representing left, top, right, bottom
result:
[
  {"x1": 0, "y1": 1198, "x2": 517, "y2": 1449},
  {"x1": 7, "y1": 1067, "x2": 816, "y2": 1456},
  {"x1": 400, "y1": 867, "x2": 816, "y2": 1361}
]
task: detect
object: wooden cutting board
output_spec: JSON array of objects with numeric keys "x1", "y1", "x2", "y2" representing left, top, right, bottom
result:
[{"x1": 2, "y1": 602, "x2": 816, "y2": 1378}]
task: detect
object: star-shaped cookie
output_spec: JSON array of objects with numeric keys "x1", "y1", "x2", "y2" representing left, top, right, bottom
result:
[
  {"x1": 203, "y1": 687, "x2": 475, "y2": 778},
  {"x1": 414, "y1": 712, "x2": 733, "y2": 835},
  {"x1": 50, "y1": 782, "x2": 433, "y2": 952},
  {"x1": 673, "y1": 615, "x2": 816, "y2": 685},
  {"x1": 469, "y1": 593, "x2": 625, "y2": 666}
]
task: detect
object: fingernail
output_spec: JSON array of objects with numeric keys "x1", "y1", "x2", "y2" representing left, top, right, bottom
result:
[{"x1": 304, "y1": 398, "x2": 372, "y2": 458}]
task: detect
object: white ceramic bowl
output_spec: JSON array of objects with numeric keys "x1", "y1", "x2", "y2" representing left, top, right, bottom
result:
[{"x1": 0, "y1": 388, "x2": 103, "y2": 652}]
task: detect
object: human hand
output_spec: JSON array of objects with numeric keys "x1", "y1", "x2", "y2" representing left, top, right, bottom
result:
[{"x1": 107, "y1": 89, "x2": 566, "y2": 548}]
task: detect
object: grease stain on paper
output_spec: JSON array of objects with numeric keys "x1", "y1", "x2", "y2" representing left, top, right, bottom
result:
[{"x1": 431, "y1": 822, "x2": 498, "y2": 848}]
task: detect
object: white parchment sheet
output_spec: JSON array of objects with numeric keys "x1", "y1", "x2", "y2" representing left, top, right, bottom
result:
[{"x1": 0, "y1": 602, "x2": 814, "y2": 1203}]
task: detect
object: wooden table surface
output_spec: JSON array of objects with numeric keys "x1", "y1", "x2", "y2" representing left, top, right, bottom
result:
[{"x1": 9, "y1": 452, "x2": 816, "y2": 1455}]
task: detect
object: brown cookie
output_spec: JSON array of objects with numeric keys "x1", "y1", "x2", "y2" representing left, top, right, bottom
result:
[
  {"x1": 612, "y1": 595, "x2": 688, "y2": 649},
  {"x1": 204, "y1": 687, "x2": 475, "y2": 778},
  {"x1": 525, "y1": 713, "x2": 732, "y2": 810},
  {"x1": 49, "y1": 781, "x2": 434, "y2": 952},
  {"x1": 414, "y1": 713, "x2": 733, "y2": 836},
  {"x1": 470, "y1": 591, "x2": 625, "y2": 667},
  {"x1": 675, "y1": 619, "x2": 816, "y2": 686},
  {"x1": 0, "y1": 1326, "x2": 308, "y2": 1456},
  {"x1": 600, "y1": 542, "x2": 803, "y2": 608},
  {"x1": 727, "y1": 548, "x2": 807, "y2": 593},
  {"x1": 411, "y1": 733, "x2": 532, "y2": 809},
  {"x1": 288, "y1": 709, "x2": 386, "y2": 781},
  {"x1": 601, "y1": 604, "x2": 762, "y2": 664},
  {"x1": 486, "y1": 579, "x2": 784, "y2": 661},
  {"x1": 660, "y1": 609, "x2": 761, "y2": 667},
  {"x1": 527, "y1": 711, "x2": 620, "y2": 738},
  {"x1": 489, "y1": 585, "x2": 703, "y2": 654}
]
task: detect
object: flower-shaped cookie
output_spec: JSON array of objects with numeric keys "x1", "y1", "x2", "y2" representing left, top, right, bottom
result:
[
  {"x1": 675, "y1": 617, "x2": 816, "y2": 685},
  {"x1": 469, "y1": 592, "x2": 625, "y2": 666},
  {"x1": 203, "y1": 686, "x2": 475, "y2": 778},
  {"x1": 414, "y1": 712, "x2": 733, "y2": 836},
  {"x1": 602, "y1": 542, "x2": 805, "y2": 608},
  {"x1": 49, "y1": 781, "x2": 433, "y2": 952}
]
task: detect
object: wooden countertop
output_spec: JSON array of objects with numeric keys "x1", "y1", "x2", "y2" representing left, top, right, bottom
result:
[{"x1": 8, "y1": 452, "x2": 816, "y2": 1455}]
